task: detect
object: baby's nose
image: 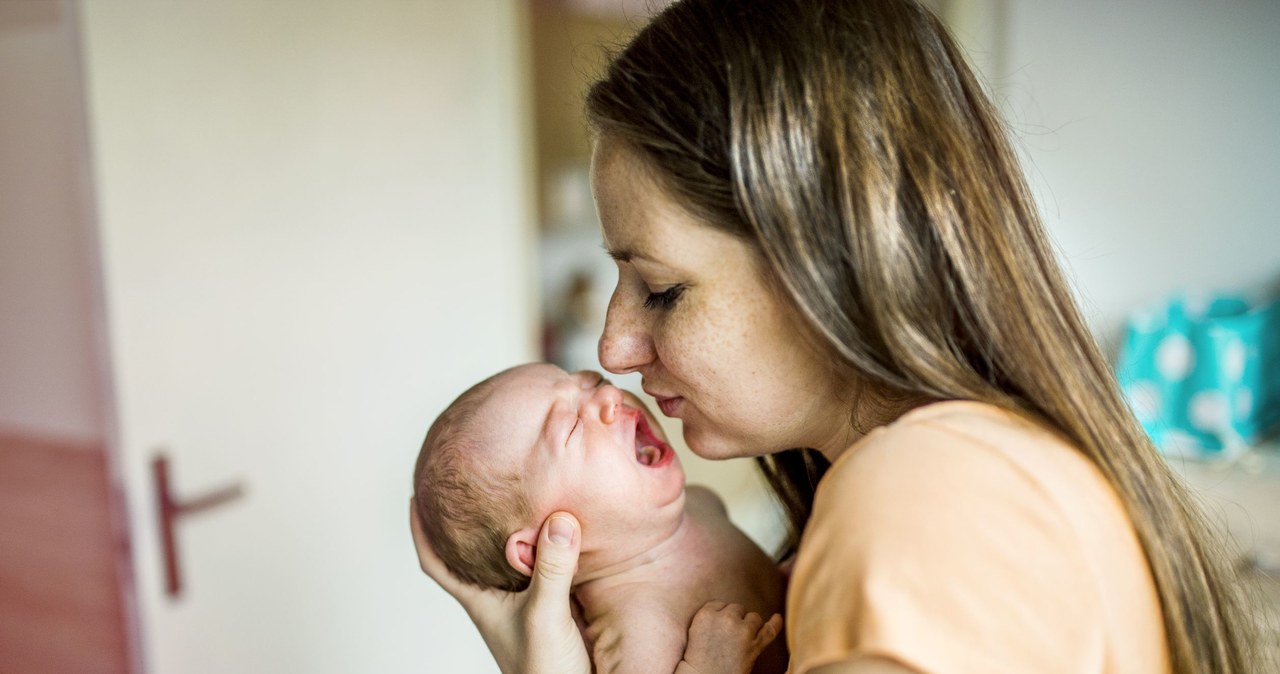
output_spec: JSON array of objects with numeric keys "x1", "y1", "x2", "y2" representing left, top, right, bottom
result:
[{"x1": 590, "y1": 384, "x2": 624, "y2": 424}]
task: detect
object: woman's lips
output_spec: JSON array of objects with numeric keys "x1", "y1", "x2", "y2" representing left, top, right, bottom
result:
[{"x1": 655, "y1": 396, "x2": 683, "y2": 417}]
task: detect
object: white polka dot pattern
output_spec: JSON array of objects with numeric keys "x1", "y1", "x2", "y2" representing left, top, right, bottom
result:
[{"x1": 1114, "y1": 295, "x2": 1279, "y2": 458}]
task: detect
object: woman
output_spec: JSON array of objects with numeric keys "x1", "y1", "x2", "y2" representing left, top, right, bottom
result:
[{"x1": 411, "y1": 0, "x2": 1263, "y2": 671}]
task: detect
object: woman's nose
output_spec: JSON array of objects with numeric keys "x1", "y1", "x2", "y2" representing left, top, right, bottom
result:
[{"x1": 598, "y1": 288, "x2": 655, "y2": 374}]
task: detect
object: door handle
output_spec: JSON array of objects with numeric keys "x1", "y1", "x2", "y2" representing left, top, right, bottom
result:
[{"x1": 151, "y1": 452, "x2": 245, "y2": 598}]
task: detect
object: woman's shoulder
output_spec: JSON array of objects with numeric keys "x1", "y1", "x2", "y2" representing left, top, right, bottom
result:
[
  {"x1": 851, "y1": 399, "x2": 1072, "y2": 458},
  {"x1": 791, "y1": 402, "x2": 1167, "y2": 674},
  {"x1": 823, "y1": 399, "x2": 1100, "y2": 504},
  {"x1": 809, "y1": 399, "x2": 1148, "y2": 589},
  {"x1": 810, "y1": 398, "x2": 1140, "y2": 557}
]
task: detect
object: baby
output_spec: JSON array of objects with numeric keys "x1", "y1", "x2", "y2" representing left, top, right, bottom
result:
[{"x1": 413, "y1": 363, "x2": 786, "y2": 674}]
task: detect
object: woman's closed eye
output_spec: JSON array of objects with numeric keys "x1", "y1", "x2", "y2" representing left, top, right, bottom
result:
[{"x1": 643, "y1": 284, "x2": 685, "y2": 310}]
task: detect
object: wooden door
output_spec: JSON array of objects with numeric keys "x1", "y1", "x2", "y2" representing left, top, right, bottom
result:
[{"x1": 0, "y1": 0, "x2": 132, "y2": 670}]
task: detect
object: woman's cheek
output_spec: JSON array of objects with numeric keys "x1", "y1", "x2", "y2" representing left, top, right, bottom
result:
[{"x1": 664, "y1": 311, "x2": 716, "y2": 377}]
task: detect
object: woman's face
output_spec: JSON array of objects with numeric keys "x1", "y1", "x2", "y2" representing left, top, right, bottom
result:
[{"x1": 591, "y1": 137, "x2": 853, "y2": 460}]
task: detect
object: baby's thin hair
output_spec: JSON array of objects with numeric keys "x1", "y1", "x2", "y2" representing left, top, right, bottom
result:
[{"x1": 414, "y1": 373, "x2": 533, "y2": 591}]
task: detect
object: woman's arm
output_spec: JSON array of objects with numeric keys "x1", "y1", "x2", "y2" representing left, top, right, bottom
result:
[{"x1": 409, "y1": 500, "x2": 591, "y2": 674}]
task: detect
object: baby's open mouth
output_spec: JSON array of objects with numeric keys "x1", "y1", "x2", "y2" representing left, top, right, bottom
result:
[{"x1": 633, "y1": 411, "x2": 674, "y2": 468}]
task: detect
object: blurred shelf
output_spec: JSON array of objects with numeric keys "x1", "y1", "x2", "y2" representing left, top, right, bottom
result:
[{"x1": 1163, "y1": 439, "x2": 1280, "y2": 636}]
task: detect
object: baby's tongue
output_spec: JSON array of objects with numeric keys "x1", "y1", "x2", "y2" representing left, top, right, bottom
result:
[
  {"x1": 633, "y1": 413, "x2": 661, "y2": 466},
  {"x1": 636, "y1": 444, "x2": 660, "y2": 466}
]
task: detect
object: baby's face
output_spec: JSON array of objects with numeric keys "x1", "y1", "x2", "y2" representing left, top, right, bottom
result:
[{"x1": 473, "y1": 363, "x2": 686, "y2": 553}]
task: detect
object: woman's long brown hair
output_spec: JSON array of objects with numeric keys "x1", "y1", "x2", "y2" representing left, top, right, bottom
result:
[{"x1": 586, "y1": 0, "x2": 1265, "y2": 671}]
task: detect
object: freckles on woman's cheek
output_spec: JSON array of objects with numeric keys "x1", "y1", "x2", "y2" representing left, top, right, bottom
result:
[
  {"x1": 679, "y1": 303, "x2": 727, "y2": 355},
  {"x1": 709, "y1": 289, "x2": 760, "y2": 351}
]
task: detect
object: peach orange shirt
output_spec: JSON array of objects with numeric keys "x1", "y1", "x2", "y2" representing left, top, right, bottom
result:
[{"x1": 786, "y1": 401, "x2": 1170, "y2": 674}]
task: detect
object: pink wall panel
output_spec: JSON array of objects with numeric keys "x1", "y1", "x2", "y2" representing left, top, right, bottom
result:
[{"x1": 0, "y1": 432, "x2": 130, "y2": 673}]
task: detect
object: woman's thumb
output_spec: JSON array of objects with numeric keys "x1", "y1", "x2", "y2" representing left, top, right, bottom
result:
[{"x1": 530, "y1": 512, "x2": 580, "y2": 597}]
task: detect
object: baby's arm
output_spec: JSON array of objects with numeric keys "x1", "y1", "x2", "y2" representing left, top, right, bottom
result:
[
  {"x1": 677, "y1": 602, "x2": 783, "y2": 674},
  {"x1": 592, "y1": 604, "x2": 781, "y2": 674},
  {"x1": 589, "y1": 609, "x2": 687, "y2": 674}
]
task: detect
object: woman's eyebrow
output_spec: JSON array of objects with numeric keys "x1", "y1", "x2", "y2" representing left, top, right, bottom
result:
[{"x1": 603, "y1": 245, "x2": 661, "y2": 265}]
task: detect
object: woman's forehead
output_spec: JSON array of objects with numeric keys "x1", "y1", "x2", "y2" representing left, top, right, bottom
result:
[
  {"x1": 590, "y1": 136, "x2": 673, "y2": 215},
  {"x1": 593, "y1": 153, "x2": 719, "y2": 260},
  {"x1": 590, "y1": 133, "x2": 647, "y2": 180}
]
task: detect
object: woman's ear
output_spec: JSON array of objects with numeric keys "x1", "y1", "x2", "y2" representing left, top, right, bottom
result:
[{"x1": 504, "y1": 526, "x2": 539, "y2": 577}]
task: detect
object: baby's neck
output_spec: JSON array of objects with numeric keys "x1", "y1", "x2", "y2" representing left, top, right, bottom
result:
[{"x1": 571, "y1": 507, "x2": 700, "y2": 611}]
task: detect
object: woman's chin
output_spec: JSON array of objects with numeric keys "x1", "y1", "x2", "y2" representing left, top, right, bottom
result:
[{"x1": 684, "y1": 428, "x2": 760, "y2": 461}]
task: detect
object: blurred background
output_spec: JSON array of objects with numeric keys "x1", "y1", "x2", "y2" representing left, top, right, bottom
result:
[{"x1": 1, "y1": 0, "x2": 1276, "y2": 672}]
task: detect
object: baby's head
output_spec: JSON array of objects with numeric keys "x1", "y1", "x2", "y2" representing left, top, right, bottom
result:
[
  {"x1": 414, "y1": 363, "x2": 684, "y2": 591},
  {"x1": 413, "y1": 369, "x2": 530, "y2": 590}
]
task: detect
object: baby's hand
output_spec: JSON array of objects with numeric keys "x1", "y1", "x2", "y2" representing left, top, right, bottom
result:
[{"x1": 678, "y1": 602, "x2": 782, "y2": 674}]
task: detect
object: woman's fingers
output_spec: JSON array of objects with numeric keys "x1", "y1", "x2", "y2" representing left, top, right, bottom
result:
[
  {"x1": 410, "y1": 503, "x2": 589, "y2": 674},
  {"x1": 409, "y1": 498, "x2": 482, "y2": 603},
  {"x1": 408, "y1": 499, "x2": 446, "y2": 577},
  {"x1": 524, "y1": 512, "x2": 592, "y2": 674},
  {"x1": 526, "y1": 513, "x2": 581, "y2": 614}
]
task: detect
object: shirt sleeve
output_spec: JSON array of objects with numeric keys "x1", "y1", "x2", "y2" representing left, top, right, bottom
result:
[{"x1": 786, "y1": 420, "x2": 1106, "y2": 674}]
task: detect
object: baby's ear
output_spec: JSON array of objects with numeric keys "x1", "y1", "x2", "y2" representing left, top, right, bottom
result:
[{"x1": 504, "y1": 526, "x2": 539, "y2": 577}]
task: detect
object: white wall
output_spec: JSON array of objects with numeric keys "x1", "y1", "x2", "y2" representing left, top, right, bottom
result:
[
  {"x1": 957, "y1": 0, "x2": 1280, "y2": 347},
  {"x1": 78, "y1": 1, "x2": 535, "y2": 672},
  {"x1": 0, "y1": 0, "x2": 105, "y2": 443}
]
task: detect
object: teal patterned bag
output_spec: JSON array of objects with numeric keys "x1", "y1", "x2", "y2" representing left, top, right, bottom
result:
[{"x1": 1116, "y1": 295, "x2": 1280, "y2": 457}]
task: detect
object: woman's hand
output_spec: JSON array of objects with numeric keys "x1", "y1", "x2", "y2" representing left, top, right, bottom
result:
[
  {"x1": 409, "y1": 500, "x2": 591, "y2": 674},
  {"x1": 678, "y1": 602, "x2": 782, "y2": 674}
]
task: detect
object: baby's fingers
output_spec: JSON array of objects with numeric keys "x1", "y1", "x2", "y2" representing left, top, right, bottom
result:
[
  {"x1": 751, "y1": 613, "x2": 783, "y2": 654},
  {"x1": 683, "y1": 603, "x2": 781, "y2": 674}
]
